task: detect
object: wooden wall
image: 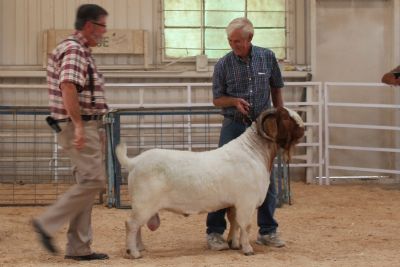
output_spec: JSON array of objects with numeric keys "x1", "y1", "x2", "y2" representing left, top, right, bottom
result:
[{"x1": 0, "y1": 0, "x2": 155, "y2": 67}]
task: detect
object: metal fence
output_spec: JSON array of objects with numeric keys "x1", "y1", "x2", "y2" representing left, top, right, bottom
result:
[
  {"x1": 2, "y1": 81, "x2": 399, "y2": 204},
  {"x1": 106, "y1": 107, "x2": 222, "y2": 208},
  {"x1": 0, "y1": 81, "x2": 322, "y2": 206},
  {"x1": 324, "y1": 82, "x2": 400, "y2": 184},
  {"x1": 105, "y1": 107, "x2": 293, "y2": 208},
  {"x1": 0, "y1": 106, "x2": 292, "y2": 207},
  {"x1": 104, "y1": 82, "x2": 323, "y2": 185},
  {"x1": 0, "y1": 106, "x2": 77, "y2": 205}
]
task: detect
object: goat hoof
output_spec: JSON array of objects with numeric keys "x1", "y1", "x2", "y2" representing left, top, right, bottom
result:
[
  {"x1": 125, "y1": 249, "x2": 142, "y2": 259},
  {"x1": 228, "y1": 240, "x2": 241, "y2": 250},
  {"x1": 244, "y1": 251, "x2": 255, "y2": 256}
]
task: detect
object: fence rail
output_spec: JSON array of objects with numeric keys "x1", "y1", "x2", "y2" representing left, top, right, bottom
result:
[
  {"x1": 107, "y1": 81, "x2": 323, "y2": 185},
  {"x1": 324, "y1": 82, "x2": 400, "y2": 185},
  {"x1": 0, "y1": 82, "x2": 323, "y2": 206}
]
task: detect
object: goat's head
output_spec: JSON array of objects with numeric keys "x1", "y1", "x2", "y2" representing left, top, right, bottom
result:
[{"x1": 256, "y1": 107, "x2": 305, "y2": 161}]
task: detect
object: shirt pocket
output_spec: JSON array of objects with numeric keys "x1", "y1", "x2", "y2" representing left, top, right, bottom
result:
[
  {"x1": 255, "y1": 66, "x2": 271, "y2": 85},
  {"x1": 257, "y1": 64, "x2": 272, "y2": 78}
]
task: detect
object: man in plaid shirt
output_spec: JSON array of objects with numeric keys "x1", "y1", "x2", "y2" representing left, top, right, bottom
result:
[
  {"x1": 32, "y1": 4, "x2": 109, "y2": 261},
  {"x1": 206, "y1": 17, "x2": 286, "y2": 250}
]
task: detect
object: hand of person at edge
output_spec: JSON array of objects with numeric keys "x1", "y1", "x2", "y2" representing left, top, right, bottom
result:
[
  {"x1": 235, "y1": 98, "x2": 250, "y2": 116},
  {"x1": 74, "y1": 125, "x2": 85, "y2": 150},
  {"x1": 387, "y1": 76, "x2": 400, "y2": 86}
]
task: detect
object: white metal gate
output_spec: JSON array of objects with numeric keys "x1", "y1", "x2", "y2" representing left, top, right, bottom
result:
[{"x1": 324, "y1": 82, "x2": 400, "y2": 185}]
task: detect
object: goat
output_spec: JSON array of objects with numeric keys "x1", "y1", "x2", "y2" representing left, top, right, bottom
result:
[{"x1": 116, "y1": 107, "x2": 304, "y2": 258}]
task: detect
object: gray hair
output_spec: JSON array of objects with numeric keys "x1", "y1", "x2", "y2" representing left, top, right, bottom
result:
[{"x1": 226, "y1": 17, "x2": 254, "y2": 38}]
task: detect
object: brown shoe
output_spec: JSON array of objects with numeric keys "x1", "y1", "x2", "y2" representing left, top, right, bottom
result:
[{"x1": 64, "y1": 252, "x2": 109, "y2": 261}]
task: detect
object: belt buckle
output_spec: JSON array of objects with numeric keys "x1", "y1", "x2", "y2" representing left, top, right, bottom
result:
[{"x1": 233, "y1": 113, "x2": 252, "y2": 126}]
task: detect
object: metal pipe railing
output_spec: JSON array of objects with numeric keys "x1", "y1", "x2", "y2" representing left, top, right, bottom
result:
[{"x1": 324, "y1": 82, "x2": 400, "y2": 185}]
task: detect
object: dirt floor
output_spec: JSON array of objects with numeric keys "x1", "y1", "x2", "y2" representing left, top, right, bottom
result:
[{"x1": 0, "y1": 182, "x2": 399, "y2": 267}]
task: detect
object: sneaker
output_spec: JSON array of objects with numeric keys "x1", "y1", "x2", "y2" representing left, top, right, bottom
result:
[
  {"x1": 206, "y1": 233, "x2": 229, "y2": 251},
  {"x1": 256, "y1": 232, "x2": 285, "y2": 247}
]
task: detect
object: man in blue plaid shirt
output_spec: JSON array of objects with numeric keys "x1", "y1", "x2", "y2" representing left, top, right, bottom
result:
[{"x1": 206, "y1": 17, "x2": 285, "y2": 250}]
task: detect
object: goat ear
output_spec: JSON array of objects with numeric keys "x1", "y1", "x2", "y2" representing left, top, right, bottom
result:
[
  {"x1": 276, "y1": 107, "x2": 305, "y2": 155},
  {"x1": 276, "y1": 107, "x2": 291, "y2": 148},
  {"x1": 282, "y1": 121, "x2": 305, "y2": 162},
  {"x1": 281, "y1": 107, "x2": 305, "y2": 145},
  {"x1": 292, "y1": 124, "x2": 305, "y2": 143},
  {"x1": 256, "y1": 109, "x2": 278, "y2": 141}
]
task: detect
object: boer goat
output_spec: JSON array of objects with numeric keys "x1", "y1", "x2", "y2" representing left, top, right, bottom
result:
[{"x1": 116, "y1": 107, "x2": 304, "y2": 258}]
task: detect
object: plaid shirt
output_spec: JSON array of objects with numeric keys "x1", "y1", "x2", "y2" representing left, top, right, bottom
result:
[
  {"x1": 212, "y1": 45, "x2": 284, "y2": 121},
  {"x1": 47, "y1": 32, "x2": 108, "y2": 119}
]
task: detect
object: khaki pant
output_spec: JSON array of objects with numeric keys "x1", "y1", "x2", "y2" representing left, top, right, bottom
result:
[{"x1": 36, "y1": 120, "x2": 106, "y2": 256}]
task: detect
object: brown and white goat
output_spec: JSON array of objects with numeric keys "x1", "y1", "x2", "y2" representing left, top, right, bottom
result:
[{"x1": 116, "y1": 107, "x2": 304, "y2": 258}]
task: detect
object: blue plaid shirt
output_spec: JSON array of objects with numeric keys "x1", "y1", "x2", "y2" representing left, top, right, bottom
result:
[{"x1": 212, "y1": 45, "x2": 284, "y2": 121}]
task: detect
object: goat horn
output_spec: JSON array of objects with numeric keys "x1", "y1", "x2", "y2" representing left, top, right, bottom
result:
[{"x1": 283, "y1": 107, "x2": 304, "y2": 127}]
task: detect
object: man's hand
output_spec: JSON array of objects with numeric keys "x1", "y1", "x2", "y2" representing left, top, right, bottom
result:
[
  {"x1": 382, "y1": 75, "x2": 400, "y2": 86},
  {"x1": 74, "y1": 125, "x2": 85, "y2": 150},
  {"x1": 213, "y1": 96, "x2": 250, "y2": 115},
  {"x1": 234, "y1": 98, "x2": 250, "y2": 115},
  {"x1": 382, "y1": 66, "x2": 400, "y2": 85}
]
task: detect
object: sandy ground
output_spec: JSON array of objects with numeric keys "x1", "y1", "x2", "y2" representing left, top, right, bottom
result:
[{"x1": 0, "y1": 182, "x2": 399, "y2": 267}]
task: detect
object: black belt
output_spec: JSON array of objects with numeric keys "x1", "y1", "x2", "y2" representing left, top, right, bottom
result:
[
  {"x1": 226, "y1": 114, "x2": 254, "y2": 126},
  {"x1": 56, "y1": 115, "x2": 103, "y2": 123}
]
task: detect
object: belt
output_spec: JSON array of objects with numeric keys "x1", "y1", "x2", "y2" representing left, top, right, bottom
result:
[
  {"x1": 56, "y1": 114, "x2": 103, "y2": 123},
  {"x1": 226, "y1": 115, "x2": 254, "y2": 126}
]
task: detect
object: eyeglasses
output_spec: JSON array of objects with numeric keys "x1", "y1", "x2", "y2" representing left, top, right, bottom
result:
[{"x1": 91, "y1": 21, "x2": 107, "y2": 28}]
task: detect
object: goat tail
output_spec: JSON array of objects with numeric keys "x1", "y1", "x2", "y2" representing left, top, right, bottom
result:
[{"x1": 116, "y1": 143, "x2": 135, "y2": 171}]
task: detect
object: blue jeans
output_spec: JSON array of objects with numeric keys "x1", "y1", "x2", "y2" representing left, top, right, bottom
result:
[{"x1": 206, "y1": 118, "x2": 278, "y2": 235}]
